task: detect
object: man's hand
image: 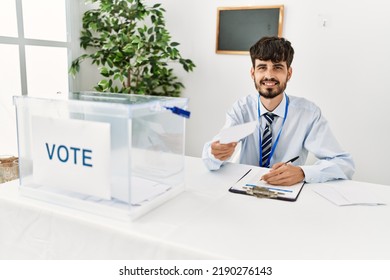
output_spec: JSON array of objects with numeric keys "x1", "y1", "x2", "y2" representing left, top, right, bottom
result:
[
  {"x1": 211, "y1": 141, "x2": 237, "y2": 161},
  {"x1": 261, "y1": 162, "x2": 304, "y2": 186}
]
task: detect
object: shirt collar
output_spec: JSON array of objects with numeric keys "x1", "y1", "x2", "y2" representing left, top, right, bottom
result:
[{"x1": 259, "y1": 93, "x2": 287, "y2": 119}]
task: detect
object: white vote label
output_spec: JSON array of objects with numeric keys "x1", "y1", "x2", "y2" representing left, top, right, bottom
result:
[{"x1": 31, "y1": 116, "x2": 111, "y2": 199}]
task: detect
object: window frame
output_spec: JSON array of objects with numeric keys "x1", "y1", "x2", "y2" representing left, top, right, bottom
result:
[{"x1": 0, "y1": 0, "x2": 74, "y2": 96}]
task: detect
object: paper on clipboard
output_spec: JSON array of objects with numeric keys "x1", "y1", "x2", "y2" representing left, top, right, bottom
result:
[
  {"x1": 219, "y1": 121, "x2": 257, "y2": 144},
  {"x1": 229, "y1": 169, "x2": 304, "y2": 201}
]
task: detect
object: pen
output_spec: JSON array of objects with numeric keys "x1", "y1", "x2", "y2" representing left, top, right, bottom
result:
[{"x1": 284, "y1": 156, "x2": 299, "y2": 164}]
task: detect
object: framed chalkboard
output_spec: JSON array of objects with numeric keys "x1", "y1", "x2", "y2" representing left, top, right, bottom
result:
[{"x1": 216, "y1": 5, "x2": 284, "y2": 55}]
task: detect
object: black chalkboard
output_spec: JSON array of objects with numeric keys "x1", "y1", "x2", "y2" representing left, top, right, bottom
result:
[{"x1": 216, "y1": 6, "x2": 284, "y2": 54}]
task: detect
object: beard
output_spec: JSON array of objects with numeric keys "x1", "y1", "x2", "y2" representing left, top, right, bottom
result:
[{"x1": 254, "y1": 77, "x2": 287, "y2": 99}]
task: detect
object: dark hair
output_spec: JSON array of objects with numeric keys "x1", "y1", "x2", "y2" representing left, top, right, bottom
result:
[{"x1": 249, "y1": 36, "x2": 294, "y2": 68}]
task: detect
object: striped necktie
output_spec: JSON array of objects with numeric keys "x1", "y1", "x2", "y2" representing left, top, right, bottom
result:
[{"x1": 261, "y1": 113, "x2": 275, "y2": 167}]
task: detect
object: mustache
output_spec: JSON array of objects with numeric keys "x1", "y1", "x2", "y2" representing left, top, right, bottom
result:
[{"x1": 260, "y1": 78, "x2": 279, "y2": 83}]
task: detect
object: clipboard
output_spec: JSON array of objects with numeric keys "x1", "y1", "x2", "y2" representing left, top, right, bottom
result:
[{"x1": 229, "y1": 168, "x2": 305, "y2": 201}]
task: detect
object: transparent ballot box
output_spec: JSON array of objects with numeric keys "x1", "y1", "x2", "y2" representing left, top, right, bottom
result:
[{"x1": 13, "y1": 92, "x2": 188, "y2": 220}]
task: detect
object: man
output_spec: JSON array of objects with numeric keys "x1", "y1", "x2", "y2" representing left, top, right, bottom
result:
[{"x1": 202, "y1": 36, "x2": 354, "y2": 186}]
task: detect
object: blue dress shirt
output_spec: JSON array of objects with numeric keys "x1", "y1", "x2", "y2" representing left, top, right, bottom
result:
[{"x1": 202, "y1": 93, "x2": 355, "y2": 183}]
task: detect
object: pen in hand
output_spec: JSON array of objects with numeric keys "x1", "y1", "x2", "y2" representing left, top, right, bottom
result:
[
  {"x1": 284, "y1": 156, "x2": 299, "y2": 165},
  {"x1": 260, "y1": 156, "x2": 300, "y2": 182}
]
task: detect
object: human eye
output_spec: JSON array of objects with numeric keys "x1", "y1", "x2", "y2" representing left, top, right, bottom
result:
[
  {"x1": 274, "y1": 64, "x2": 285, "y2": 71},
  {"x1": 257, "y1": 65, "x2": 267, "y2": 71}
]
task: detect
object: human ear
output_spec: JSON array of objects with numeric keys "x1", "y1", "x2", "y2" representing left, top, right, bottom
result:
[
  {"x1": 250, "y1": 67, "x2": 255, "y2": 79},
  {"x1": 287, "y1": 67, "x2": 292, "y2": 81}
]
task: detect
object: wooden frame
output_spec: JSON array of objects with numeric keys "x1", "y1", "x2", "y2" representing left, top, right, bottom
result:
[{"x1": 216, "y1": 5, "x2": 284, "y2": 55}]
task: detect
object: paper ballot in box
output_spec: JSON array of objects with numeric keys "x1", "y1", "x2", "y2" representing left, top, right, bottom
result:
[{"x1": 13, "y1": 92, "x2": 189, "y2": 220}]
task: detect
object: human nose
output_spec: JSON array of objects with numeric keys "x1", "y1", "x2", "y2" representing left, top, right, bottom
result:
[{"x1": 264, "y1": 68, "x2": 275, "y2": 78}]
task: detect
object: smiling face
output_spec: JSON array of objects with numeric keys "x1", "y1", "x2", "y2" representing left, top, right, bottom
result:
[{"x1": 251, "y1": 59, "x2": 292, "y2": 100}]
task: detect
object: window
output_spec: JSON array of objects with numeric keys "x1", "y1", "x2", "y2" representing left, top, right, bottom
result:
[{"x1": 0, "y1": 0, "x2": 72, "y2": 155}]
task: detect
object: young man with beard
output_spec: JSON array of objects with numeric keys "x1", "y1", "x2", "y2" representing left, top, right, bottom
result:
[{"x1": 202, "y1": 36, "x2": 354, "y2": 186}]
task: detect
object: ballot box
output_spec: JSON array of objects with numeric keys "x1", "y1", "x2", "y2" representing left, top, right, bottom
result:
[{"x1": 13, "y1": 92, "x2": 189, "y2": 220}]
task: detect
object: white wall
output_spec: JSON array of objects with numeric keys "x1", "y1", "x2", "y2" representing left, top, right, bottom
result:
[{"x1": 75, "y1": 0, "x2": 390, "y2": 186}]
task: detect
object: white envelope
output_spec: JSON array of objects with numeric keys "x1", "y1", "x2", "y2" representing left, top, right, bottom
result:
[
  {"x1": 313, "y1": 184, "x2": 386, "y2": 206},
  {"x1": 219, "y1": 121, "x2": 257, "y2": 144}
]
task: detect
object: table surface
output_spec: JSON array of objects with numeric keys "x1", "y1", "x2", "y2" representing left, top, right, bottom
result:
[{"x1": 1, "y1": 156, "x2": 390, "y2": 260}]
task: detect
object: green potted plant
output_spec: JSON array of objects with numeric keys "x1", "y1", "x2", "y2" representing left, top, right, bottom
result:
[{"x1": 69, "y1": 0, "x2": 195, "y2": 97}]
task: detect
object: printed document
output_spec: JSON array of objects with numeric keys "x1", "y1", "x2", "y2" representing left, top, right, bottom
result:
[{"x1": 313, "y1": 184, "x2": 386, "y2": 206}]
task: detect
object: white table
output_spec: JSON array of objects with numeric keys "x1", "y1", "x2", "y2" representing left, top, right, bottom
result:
[{"x1": 1, "y1": 157, "x2": 389, "y2": 259}]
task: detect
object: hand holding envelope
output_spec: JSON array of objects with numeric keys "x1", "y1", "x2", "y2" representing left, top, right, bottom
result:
[
  {"x1": 218, "y1": 121, "x2": 257, "y2": 144},
  {"x1": 211, "y1": 121, "x2": 257, "y2": 161}
]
